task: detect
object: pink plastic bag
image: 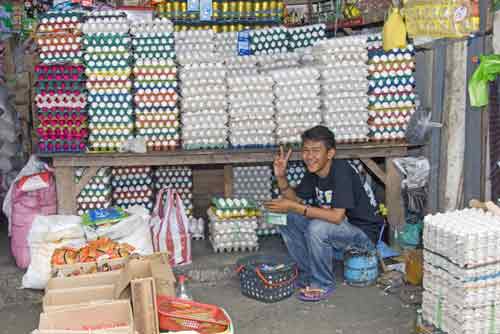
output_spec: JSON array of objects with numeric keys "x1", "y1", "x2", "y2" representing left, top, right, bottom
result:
[
  {"x1": 151, "y1": 188, "x2": 192, "y2": 267},
  {"x1": 10, "y1": 173, "x2": 56, "y2": 268}
]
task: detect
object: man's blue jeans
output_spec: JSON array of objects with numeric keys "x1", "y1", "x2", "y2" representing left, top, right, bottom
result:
[{"x1": 279, "y1": 212, "x2": 375, "y2": 290}]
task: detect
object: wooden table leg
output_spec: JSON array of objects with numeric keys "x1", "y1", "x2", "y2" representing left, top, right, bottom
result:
[
  {"x1": 55, "y1": 166, "x2": 76, "y2": 215},
  {"x1": 224, "y1": 165, "x2": 233, "y2": 197},
  {"x1": 385, "y1": 158, "x2": 405, "y2": 245}
]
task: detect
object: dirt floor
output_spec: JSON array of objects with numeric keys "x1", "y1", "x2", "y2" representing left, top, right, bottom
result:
[{"x1": 0, "y1": 221, "x2": 417, "y2": 334}]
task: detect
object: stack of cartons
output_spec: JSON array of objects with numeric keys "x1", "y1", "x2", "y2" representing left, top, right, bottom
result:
[{"x1": 36, "y1": 253, "x2": 175, "y2": 334}]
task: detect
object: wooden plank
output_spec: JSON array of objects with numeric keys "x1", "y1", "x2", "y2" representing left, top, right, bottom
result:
[
  {"x1": 74, "y1": 167, "x2": 98, "y2": 197},
  {"x1": 360, "y1": 158, "x2": 386, "y2": 184},
  {"x1": 55, "y1": 166, "x2": 75, "y2": 214},
  {"x1": 385, "y1": 158, "x2": 404, "y2": 229},
  {"x1": 47, "y1": 144, "x2": 411, "y2": 167},
  {"x1": 224, "y1": 165, "x2": 233, "y2": 197}
]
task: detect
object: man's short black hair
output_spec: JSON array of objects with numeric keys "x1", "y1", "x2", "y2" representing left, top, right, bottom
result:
[{"x1": 301, "y1": 125, "x2": 336, "y2": 150}]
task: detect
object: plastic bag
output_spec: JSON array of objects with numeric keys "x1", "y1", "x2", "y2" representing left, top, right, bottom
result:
[
  {"x1": 84, "y1": 206, "x2": 154, "y2": 255},
  {"x1": 22, "y1": 215, "x2": 85, "y2": 289},
  {"x1": 405, "y1": 107, "x2": 441, "y2": 145},
  {"x1": 383, "y1": 7, "x2": 407, "y2": 51},
  {"x1": 468, "y1": 55, "x2": 500, "y2": 107},
  {"x1": 397, "y1": 221, "x2": 423, "y2": 248},
  {"x1": 2, "y1": 155, "x2": 50, "y2": 235}
]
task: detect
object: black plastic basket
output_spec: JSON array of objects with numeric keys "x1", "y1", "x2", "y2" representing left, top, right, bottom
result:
[{"x1": 236, "y1": 254, "x2": 298, "y2": 303}]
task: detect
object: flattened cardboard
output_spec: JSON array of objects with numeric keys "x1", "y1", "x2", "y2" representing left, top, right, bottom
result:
[
  {"x1": 43, "y1": 285, "x2": 115, "y2": 312},
  {"x1": 46, "y1": 270, "x2": 121, "y2": 293},
  {"x1": 114, "y1": 252, "x2": 175, "y2": 299},
  {"x1": 131, "y1": 278, "x2": 159, "y2": 334},
  {"x1": 39, "y1": 300, "x2": 134, "y2": 332}
]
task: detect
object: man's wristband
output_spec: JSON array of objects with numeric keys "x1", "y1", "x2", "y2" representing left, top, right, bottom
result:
[{"x1": 303, "y1": 205, "x2": 308, "y2": 217}]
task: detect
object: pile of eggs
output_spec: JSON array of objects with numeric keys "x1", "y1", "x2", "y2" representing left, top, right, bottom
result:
[
  {"x1": 111, "y1": 167, "x2": 154, "y2": 212},
  {"x1": 174, "y1": 30, "x2": 216, "y2": 65},
  {"x1": 154, "y1": 166, "x2": 194, "y2": 218},
  {"x1": 249, "y1": 27, "x2": 288, "y2": 55},
  {"x1": 132, "y1": 19, "x2": 180, "y2": 151},
  {"x1": 367, "y1": 35, "x2": 416, "y2": 141},
  {"x1": 180, "y1": 62, "x2": 228, "y2": 149},
  {"x1": 83, "y1": 11, "x2": 133, "y2": 151},
  {"x1": 76, "y1": 167, "x2": 112, "y2": 216},
  {"x1": 270, "y1": 67, "x2": 322, "y2": 145},
  {"x1": 314, "y1": 36, "x2": 370, "y2": 143},
  {"x1": 227, "y1": 74, "x2": 276, "y2": 147},
  {"x1": 286, "y1": 24, "x2": 326, "y2": 51},
  {"x1": 35, "y1": 64, "x2": 88, "y2": 153}
]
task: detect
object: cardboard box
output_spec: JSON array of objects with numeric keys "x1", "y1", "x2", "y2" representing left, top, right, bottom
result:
[
  {"x1": 114, "y1": 253, "x2": 175, "y2": 299},
  {"x1": 131, "y1": 278, "x2": 159, "y2": 334},
  {"x1": 46, "y1": 270, "x2": 122, "y2": 292},
  {"x1": 39, "y1": 300, "x2": 134, "y2": 333},
  {"x1": 43, "y1": 285, "x2": 116, "y2": 312}
]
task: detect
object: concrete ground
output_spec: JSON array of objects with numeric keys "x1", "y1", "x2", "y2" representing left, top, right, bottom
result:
[{"x1": 0, "y1": 223, "x2": 416, "y2": 334}]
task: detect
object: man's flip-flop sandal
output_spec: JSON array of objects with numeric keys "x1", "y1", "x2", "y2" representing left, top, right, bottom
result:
[{"x1": 297, "y1": 286, "x2": 335, "y2": 302}]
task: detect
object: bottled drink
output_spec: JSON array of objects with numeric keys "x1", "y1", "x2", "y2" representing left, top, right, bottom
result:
[{"x1": 175, "y1": 275, "x2": 193, "y2": 300}]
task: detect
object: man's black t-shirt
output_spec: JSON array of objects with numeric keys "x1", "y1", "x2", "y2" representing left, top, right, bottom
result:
[{"x1": 294, "y1": 159, "x2": 384, "y2": 243}]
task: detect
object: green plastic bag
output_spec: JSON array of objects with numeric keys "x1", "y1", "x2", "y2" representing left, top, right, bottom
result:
[
  {"x1": 468, "y1": 55, "x2": 500, "y2": 107},
  {"x1": 398, "y1": 221, "x2": 423, "y2": 248}
]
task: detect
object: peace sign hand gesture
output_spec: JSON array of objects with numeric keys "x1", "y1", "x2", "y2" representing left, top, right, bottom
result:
[{"x1": 273, "y1": 146, "x2": 292, "y2": 178}]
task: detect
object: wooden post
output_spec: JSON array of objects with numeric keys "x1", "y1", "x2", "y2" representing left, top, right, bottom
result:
[
  {"x1": 385, "y1": 158, "x2": 404, "y2": 245},
  {"x1": 55, "y1": 166, "x2": 76, "y2": 214},
  {"x1": 223, "y1": 165, "x2": 233, "y2": 197}
]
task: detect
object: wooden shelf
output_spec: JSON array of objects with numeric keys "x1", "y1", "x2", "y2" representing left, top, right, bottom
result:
[{"x1": 40, "y1": 142, "x2": 411, "y2": 167}]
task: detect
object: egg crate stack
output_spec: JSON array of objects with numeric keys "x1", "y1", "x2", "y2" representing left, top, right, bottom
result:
[
  {"x1": 227, "y1": 74, "x2": 275, "y2": 148},
  {"x1": 249, "y1": 27, "x2": 288, "y2": 56},
  {"x1": 82, "y1": 11, "x2": 133, "y2": 152},
  {"x1": 233, "y1": 165, "x2": 276, "y2": 236},
  {"x1": 111, "y1": 167, "x2": 154, "y2": 212},
  {"x1": 367, "y1": 35, "x2": 416, "y2": 142},
  {"x1": 153, "y1": 166, "x2": 194, "y2": 219},
  {"x1": 214, "y1": 32, "x2": 238, "y2": 59},
  {"x1": 312, "y1": 36, "x2": 370, "y2": 143},
  {"x1": 174, "y1": 30, "x2": 216, "y2": 65},
  {"x1": 35, "y1": 64, "x2": 88, "y2": 153},
  {"x1": 76, "y1": 167, "x2": 112, "y2": 216},
  {"x1": 224, "y1": 55, "x2": 259, "y2": 78},
  {"x1": 256, "y1": 52, "x2": 302, "y2": 72},
  {"x1": 36, "y1": 12, "x2": 84, "y2": 64},
  {"x1": 269, "y1": 67, "x2": 321, "y2": 145},
  {"x1": 208, "y1": 198, "x2": 259, "y2": 253},
  {"x1": 180, "y1": 62, "x2": 229, "y2": 149},
  {"x1": 286, "y1": 24, "x2": 326, "y2": 51},
  {"x1": 422, "y1": 209, "x2": 500, "y2": 334},
  {"x1": 131, "y1": 19, "x2": 180, "y2": 151}
]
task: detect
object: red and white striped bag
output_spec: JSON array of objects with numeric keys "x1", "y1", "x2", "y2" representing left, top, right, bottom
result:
[{"x1": 151, "y1": 188, "x2": 192, "y2": 266}]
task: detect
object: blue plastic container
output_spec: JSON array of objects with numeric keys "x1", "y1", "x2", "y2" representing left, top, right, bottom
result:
[{"x1": 344, "y1": 254, "x2": 379, "y2": 287}]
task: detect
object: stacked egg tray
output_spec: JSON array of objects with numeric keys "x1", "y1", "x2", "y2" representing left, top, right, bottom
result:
[
  {"x1": 76, "y1": 167, "x2": 112, "y2": 216},
  {"x1": 286, "y1": 24, "x2": 326, "y2": 51},
  {"x1": 82, "y1": 11, "x2": 134, "y2": 152},
  {"x1": 313, "y1": 36, "x2": 370, "y2": 143},
  {"x1": 227, "y1": 74, "x2": 276, "y2": 148},
  {"x1": 367, "y1": 35, "x2": 416, "y2": 142},
  {"x1": 208, "y1": 198, "x2": 260, "y2": 252},
  {"x1": 111, "y1": 167, "x2": 154, "y2": 212},
  {"x1": 180, "y1": 62, "x2": 229, "y2": 149},
  {"x1": 174, "y1": 30, "x2": 216, "y2": 65},
  {"x1": 270, "y1": 67, "x2": 322, "y2": 145},
  {"x1": 233, "y1": 165, "x2": 276, "y2": 236},
  {"x1": 422, "y1": 209, "x2": 500, "y2": 334},
  {"x1": 214, "y1": 32, "x2": 238, "y2": 59},
  {"x1": 224, "y1": 55, "x2": 259, "y2": 78},
  {"x1": 256, "y1": 52, "x2": 301, "y2": 72},
  {"x1": 35, "y1": 64, "x2": 88, "y2": 153},
  {"x1": 249, "y1": 27, "x2": 288, "y2": 55},
  {"x1": 153, "y1": 166, "x2": 194, "y2": 218},
  {"x1": 131, "y1": 19, "x2": 180, "y2": 151},
  {"x1": 36, "y1": 12, "x2": 84, "y2": 64}
]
